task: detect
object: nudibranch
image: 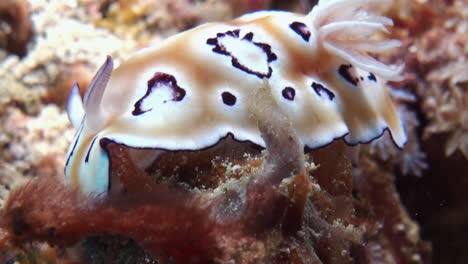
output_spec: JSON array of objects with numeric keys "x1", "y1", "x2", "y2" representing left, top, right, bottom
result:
[{"x1": 65, "y1": 0, "x2": 406, "y2": 193}]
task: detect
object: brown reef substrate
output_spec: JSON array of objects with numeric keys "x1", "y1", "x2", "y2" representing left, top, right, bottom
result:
[
  {"x1": 0, "y1": 82, "x2": 431, "y2": 263},
  {"x1": 0, "y1": 137, "x2": 432, "y2": 264},
  {"x1": 0, "y1": 0, "x2": 32, "y2": 57}
]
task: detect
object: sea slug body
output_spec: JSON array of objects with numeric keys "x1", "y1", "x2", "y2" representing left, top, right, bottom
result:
[{"x1": 65, "y1": 0, "x2": 406, "y2": 193}]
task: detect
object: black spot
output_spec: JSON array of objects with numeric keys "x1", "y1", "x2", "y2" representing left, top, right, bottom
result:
[
  {"x1": 222, "y1": 92, "x2": 236, "y2": 106},
  {"x1": 360, "y1": 76, "x2": 364, "y2": 81},
  {"x1": 85, "y1": 137, "x2": 98, "y2": 163},
  {"x1": 368, "y1": 72, "x2": 377, "y2": 82},
  {"x1": 206, "y1": 38, "x2": 217, "y2": 45},
  {"x1": 311, "y1": 82, "x2": 335, "y2": 100},
  {"x1": 232, "y1": 29, "x2": 241, "y2": 37},
  {"x1": 206, "y1": 29, "x2": 277, "y2": 79},
  {"x1": 282, "y1": 87, "x2": 296, "y2": 101},
  {"x1": 226, "y1": 30, "x2": 236, "y2": 37},
  {"x1": 289, "y1": 22, "x2": 311, "y2": 42},
  {"x1": 338, "y1": 64, "x2": 357, "y2": 86},
  {"x1": 132, "y1": 73, "x2": 186, "y2": 116},
  {"x1": 242, "y1": 32, "x2": 253, "y2": 41}
]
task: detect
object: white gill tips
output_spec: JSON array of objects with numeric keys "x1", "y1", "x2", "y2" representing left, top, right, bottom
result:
[
  {"x1": 309, "y1": 0, "x2": 371, "y2": 25},
  {"x1": 351, "y1": 39, "x2": 402, "y2": 53},
  {"x1": 83, "y1": 55, "x2": 114, "y2": 131},
  {"x1": 320, "y1": 21, "x2": 390, "y2": 39},
  {"x1": 67, "y1": 82, "x2": 85, "y2": 129},
  {"x1": 309, "y1": 0, "x2": 402, "y2": 82}
]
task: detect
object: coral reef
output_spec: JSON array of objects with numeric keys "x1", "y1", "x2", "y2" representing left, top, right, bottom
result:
[
  {"x1": 1, "y1": 81, "x2": 313, "y2": 263},
  {"x1": 0, "y1": 0, "x2": 32, "y2": 57},
  {"x1": 270, "y1": 0, "x2": 315, "y2": 13},
  {"x1": 0, "y1": 105, "x2": 74, "y2": 208},
  {"x1": 0, "y1": 0, "x2": 467, "y2": 263},
  {"x1": 380, "y1": 0, "x2": 468, "y2": 263},
  {"x1": 389, "y1": 0, "x2": 468, "y2": 160},
  {"x1": 95, "y1": 0, "x2": 232, "y2": 42},
  {"x1": 364, "y1": 102, "x2": 428, "y2": 177},
  {"x1": 0, "y1": 81, "x2": 430, "y2": 263},
  {"x1": 0, "y1": 0, "x2": 136, "y2": 115}
]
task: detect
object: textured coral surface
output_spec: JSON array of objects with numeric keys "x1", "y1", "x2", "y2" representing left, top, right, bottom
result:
[
  {"x1": 385, "y1": 1, "x2": 468, "y2": 263},
  {"x1": 0, "y1": 0, "x2": 466, "y2": 263},
  {"x1": 0, "y1": 0, "x2": 32, "y2": 57}
]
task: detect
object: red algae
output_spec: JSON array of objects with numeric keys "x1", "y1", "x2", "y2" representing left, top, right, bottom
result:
[
  {"x1": 0, "y1": 79, "x2": 432, "y2": 263},
  {"x1": 0, "y1": 80, "x2": 313, "y2": 263}
]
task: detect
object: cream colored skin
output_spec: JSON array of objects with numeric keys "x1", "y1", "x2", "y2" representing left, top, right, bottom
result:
[{"x1": 65, "y1": 0, "x2": 407, "y2": 194}]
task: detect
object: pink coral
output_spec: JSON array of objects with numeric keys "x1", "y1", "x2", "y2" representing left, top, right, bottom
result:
[
  {"x1": 424, "y1": 62, "x2": 468, "y2": 158},
  {"x1": 393, "y1": 0, "x2": 468, "y2": 160}
]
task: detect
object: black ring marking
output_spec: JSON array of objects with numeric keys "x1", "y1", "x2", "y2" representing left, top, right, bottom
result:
[
  {"x1": 311, "y1": 82, "x2": 335, "y2": 101},
  {"x1": 132, "y1": 72, "x2": 186, "y2": 116},
  {"x1": 289, "y1": 22, "x2": 311, "y2": 42},
  {"x1": 338, "y1": 64, "x2": 357, "y2": 86},
  {"x1": 206, "y1": 29, "x2": 277, "y2": 79},
  {"x1": 222, "y1": 92, "x2": 236, "y2": 106},
  {"x1": 368, "y1": 72, "x2": 377, "y2": 82},
  {"x1": 282, "y1": 87, "x2": 296, "y2": 101}
]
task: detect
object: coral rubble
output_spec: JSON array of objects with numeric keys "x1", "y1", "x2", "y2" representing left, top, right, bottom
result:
[
  {"x1": 0, "y1": 0, "x2": 32, "y2": 57},
  {"x1": 0, "y1": 105, "x2": 74, "y2": 208}
]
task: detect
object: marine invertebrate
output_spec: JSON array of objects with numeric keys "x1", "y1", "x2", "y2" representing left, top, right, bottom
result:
[
  {"x1": 66, "y1": 0, "x2": 406, "y2": 194},
  {"x1": 424, "y1": 61, "x2": 468, "y2": 159},
  {"x1": 390, "y1": 0, "x2": 468, "y2": 160},
  {"x1": 1, "y1": 80, "x2": 313, "y2": 262},
  {"x1": 0, "y1": 1, "x2": 433, "y2": 263},
  {"x1": 1, "y1": 78, "x2": 430, "y2": 263},
  {"x1": 379, "y1": 1, "x2": 468, "y2": 262}
]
